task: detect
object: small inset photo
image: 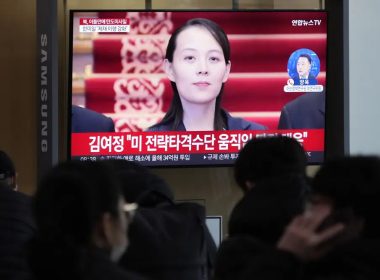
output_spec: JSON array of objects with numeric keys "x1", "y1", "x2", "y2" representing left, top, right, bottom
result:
[{"x1": 284, "y1": 48, "x2": 323, "y2": 93}]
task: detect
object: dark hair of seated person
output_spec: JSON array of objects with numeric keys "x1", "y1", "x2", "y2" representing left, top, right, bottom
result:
[
  {"x1": 234, "y1": 136, "x2": 307, "y2": 193},
  {"x1": 29, "y1": 160, "x2": 133, "y2": 280},
  {"x1": 107, "y1": 160, "x2": 174, "y2": 207}
]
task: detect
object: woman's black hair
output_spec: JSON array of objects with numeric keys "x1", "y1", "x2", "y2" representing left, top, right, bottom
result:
[
  {"x1": 153, "y1": 18, "x2": 230, "y2": 131},
  {"x1": 29, "y1": 160, "x2": 122, "y2": 280}
]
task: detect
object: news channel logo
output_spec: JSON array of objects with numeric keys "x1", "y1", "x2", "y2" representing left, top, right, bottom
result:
[{"x1": 287, "y1": 48, "x2": 320, "y2": 86}]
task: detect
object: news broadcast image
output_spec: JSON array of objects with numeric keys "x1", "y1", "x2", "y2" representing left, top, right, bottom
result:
[{"x1": 70, "y1": 11, "x2": 327, "y2": 166}]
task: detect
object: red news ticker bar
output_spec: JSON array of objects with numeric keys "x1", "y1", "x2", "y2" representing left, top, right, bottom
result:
[
  {"x1": 79, "y1": 18, "x2": 130, "y2": 25},
  {"x1": 71, "y1": 129, "x2": 324, "y2": 156}
]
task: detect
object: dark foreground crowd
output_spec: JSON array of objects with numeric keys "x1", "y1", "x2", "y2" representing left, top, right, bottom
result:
[{"x1": 1, "y1": 136, "x2": 380, "y2": 280}]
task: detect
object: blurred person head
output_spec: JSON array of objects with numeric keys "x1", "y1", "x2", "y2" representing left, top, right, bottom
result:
[
  {"x1": 296, "y1": 54, "x2": 312, "y2": 79},
  {"x1": 0, "y1": 150, "x2": 17, "y2": 190},
  {"x1": 234, "y1": 136, "x2": 307, "y2": 193},
  {"x1": 311, "y1": 156, "x2": 380, "y2": 239},
  {"x1": 108, "y1": 160, "x2": 174, "y2": 207},
  {"x1": 156, "y1": 18, "x2": 231, "y2": 131},
  {"x1": 30, "y1": 160, "x2": 130, "y2": 279}
]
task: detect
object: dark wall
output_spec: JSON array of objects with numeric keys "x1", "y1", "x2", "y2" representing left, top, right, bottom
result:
[{"x1": 0, "y1": 0, "x2": 37, "y2": 195}]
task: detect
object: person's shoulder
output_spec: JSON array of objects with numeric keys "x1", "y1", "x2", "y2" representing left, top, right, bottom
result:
[
  {"x1": 174, "y1": 201, "x2": 206, "y2": 217},
  {"x1": 133, "y1": 202, "x2": 205, "y2": 234},
  {"x1": 72, "y1": 105, "x2": 109, "y2": 121},
  {"x1": 244, "y1": 120, "x2": 267, "y2": 130},
  {"x1": 0, "y1": 186, "x2": 33, "y2": 218},
  {"x1": 286, "y1": 92, "x2": 325, "y2": 110},
  {"x1": 0, "y1": 186, "x2": 36, "y2": 231},
  {"x1": 72, "y1": 105, "x2": 114, "y2": 133},
  {"x1": 141, "y1": 202, "x2": 205, "y2": 219},
  {"x1": 279, "y1": 92, "x2": 325, "y2": 129},
  {"x1": 224, "y1": 111, "x2": 267, "y2": 130},
  {"x1": 145, "y1": 123, "x2": 169, "y2": 132},
  {"x1": 0, "y1": 185, "x2": 32, "y2": 205},
  {"x1": 146, "y1": 119, "x2": 184, "y2": 132}
]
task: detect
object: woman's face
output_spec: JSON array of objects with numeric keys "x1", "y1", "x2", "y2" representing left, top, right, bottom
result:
[{"x1": 165, "y1": 26, "x2": 231, "y2": 106}]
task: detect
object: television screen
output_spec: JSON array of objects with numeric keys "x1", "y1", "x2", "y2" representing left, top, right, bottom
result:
[{"x1": 69, "y1": 10, "x2": 327, "y2": 166}]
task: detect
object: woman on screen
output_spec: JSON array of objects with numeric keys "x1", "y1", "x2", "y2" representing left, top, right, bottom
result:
[{"x1": 148, "y1": 18, "x2": 266, "y2": 131}]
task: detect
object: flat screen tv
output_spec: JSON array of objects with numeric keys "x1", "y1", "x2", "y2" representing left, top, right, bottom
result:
[{"x1": 69, "y1": 10, "x2": 327, "y2": 166}]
